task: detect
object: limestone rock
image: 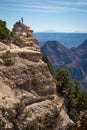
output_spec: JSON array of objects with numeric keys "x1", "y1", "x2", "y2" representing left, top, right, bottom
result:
[
  {"x1": 76, "y1": 111, "x2": 87, "y2": 130},
  {"x1": 0, "y1": 22, "x2": 75, "y2": 130},
  {"x1": 12, "y1": 21, "x2": 33, "y2": 37},
  {"x1": 0, "y1": 42, "x2": 9, "y2": 51},
  {"x1": 12, "y1": 21, "x2": 40, "y2": 51}
]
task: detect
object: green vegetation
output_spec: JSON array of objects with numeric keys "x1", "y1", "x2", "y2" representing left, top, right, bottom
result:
[
  {"x1": 43, "y1": 56, "x2": 87, "y2": 122},
  {"x1": 0, "y1": 20, "x2": 10, "y2": 40},
  {"x1": 42, "y1": 54, "x2": 56, "y2": 77},
  {"x1": 43, "y1": 55, "x2": 87, "y2": 122},
  {"x1": 2, "y1": 50, "x2": 15, "y2": 66},
  {"x1": 25, "y1": 106, "x2": 61, "y2": 130},
  {"x1": 1, "y1": 102, "x2": 61, "y2": 130},
  {"x1": 56, "y1": 68, "x2": 71, "y2": 95},
  {"x1": 56, "y1": 68, "x2": 87, "y2": 122}
]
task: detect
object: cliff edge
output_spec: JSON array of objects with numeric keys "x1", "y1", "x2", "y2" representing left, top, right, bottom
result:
[{"x1": 0, "y1": 21, "x2": 74, "y2": 130}]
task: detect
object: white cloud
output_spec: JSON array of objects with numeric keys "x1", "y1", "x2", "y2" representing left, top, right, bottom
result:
[{"x1": 1, "y1": 0, "x2": 87, "y2": 13}]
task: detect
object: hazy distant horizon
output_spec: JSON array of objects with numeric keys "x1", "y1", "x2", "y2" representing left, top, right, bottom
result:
[
  {"x1": 33, "y1": 32, "x2": 87, "y2": 48},
  {"x1": 34, "y1": 31, "x2": 87, "y2": 34}
]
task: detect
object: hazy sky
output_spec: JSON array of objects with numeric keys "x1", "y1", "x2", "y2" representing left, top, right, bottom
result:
[{"x1": 0, "y1": 0, "x2": 87, "y2": 32}]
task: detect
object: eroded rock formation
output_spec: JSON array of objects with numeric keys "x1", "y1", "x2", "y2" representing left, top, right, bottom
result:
[{"x1": 0, "y1": 21, "x2": 75, "y2": 130}]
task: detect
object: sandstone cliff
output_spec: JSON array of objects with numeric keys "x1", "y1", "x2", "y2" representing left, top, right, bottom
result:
[{"x1": 0, "y1": 22, "x2": 74, "y2": 130}]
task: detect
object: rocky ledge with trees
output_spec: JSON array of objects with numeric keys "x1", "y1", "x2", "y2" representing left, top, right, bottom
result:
[{"x1": 0, "y1": 19, "x2": 87, "y2": 130}]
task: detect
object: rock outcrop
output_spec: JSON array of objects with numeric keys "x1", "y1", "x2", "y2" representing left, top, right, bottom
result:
[
  {"x1": 0, "y1": 22, "x2": 74, "y2": 130},
  {"x1": 76, "y1": 111, "x2": 87, "y2": 130},
  {"x1": 12, "y1": 21, "x2": 39, "y2": 51}
]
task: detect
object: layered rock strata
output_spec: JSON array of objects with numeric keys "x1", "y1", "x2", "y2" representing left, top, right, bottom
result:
[{"x1": 0, "y1": 22, "x2": 74, "y2": 130}]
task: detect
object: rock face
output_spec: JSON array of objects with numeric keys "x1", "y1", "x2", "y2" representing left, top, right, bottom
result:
[
  {"x1": 76, "y1": 111, "x2": 87, "y2": 130},
  {"x1": 0, "y1": 22, "x2": 74, "y2": 130},
  {"x1": 12, "y1": 21, "x2": 40, "y2": 51},
  {"x1": 41, "y1": 41, "x2": 70, "y2": 69},
  {"x1": 41, "y1": 40, "x2": 87, "y2": 92}
]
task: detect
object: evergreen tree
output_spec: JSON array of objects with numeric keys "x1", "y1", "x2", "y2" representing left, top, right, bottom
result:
[
  {"x1": 0, "y1": 20, "x2": 10, "y2": 40},
  {"x1": 56, "y1": 68, "x2": 87, "y2": 121}
]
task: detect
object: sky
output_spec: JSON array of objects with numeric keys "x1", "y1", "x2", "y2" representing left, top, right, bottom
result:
[{"x1": 0, "y1": 0, "x2": 87, "y2": 32}]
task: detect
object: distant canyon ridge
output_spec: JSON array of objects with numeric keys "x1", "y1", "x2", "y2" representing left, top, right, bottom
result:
[
  {"x1": 41, "y1": 40, "x2": 87, "y2": 92},
  {"x1": 33, "y1": 32, "x2": 87, "y2": 48}
]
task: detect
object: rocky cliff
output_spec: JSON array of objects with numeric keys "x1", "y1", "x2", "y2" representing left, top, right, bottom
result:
[
  {"x1": 0, "y1": 22, "x2": 75, "y2": 130},
  {"x1": 76, "y1": 110, "x2": 87, "y2": 130},
  {"x1": 41, "y1": 40, "x2": 87, "y2": 92}
]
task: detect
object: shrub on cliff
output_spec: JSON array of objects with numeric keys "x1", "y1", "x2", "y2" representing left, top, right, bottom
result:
[
  {"x1": 25, "y1": 106, "x2": 61, "y2": 130},
  {"x1": 0, "y1": 20, "x2": 10, "y2": 40},
  {"x1": 2, "y1": 50, "x2": 15, "y2": 66},
  {"x1": 56, "y1": 68, "x2": 71, "y2": 95},
  {"x1": 1, "y1": 103, "x2": 61, "y2": 130},
  {"x1": 42, "y1": 54, "x2": 56, "y2": 77}
]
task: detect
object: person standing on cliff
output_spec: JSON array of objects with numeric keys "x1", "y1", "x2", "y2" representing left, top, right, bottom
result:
[{"x1": 21, "y1": 17, "x2": 23, "y2": 23}]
